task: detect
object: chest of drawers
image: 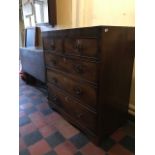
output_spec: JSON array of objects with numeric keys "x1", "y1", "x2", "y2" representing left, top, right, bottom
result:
[{"x1": 42, "y1": 26, "x2": 135, "y2": 144}]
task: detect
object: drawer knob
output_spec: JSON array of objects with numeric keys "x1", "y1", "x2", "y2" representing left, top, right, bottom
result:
[
  {"x1": 74, "y1": 87, "x2": 82, "y2": 96},
  {"x1": 50, "y1": 44, "x2": 55, "y2": 50},
  {"x1": 74, "y1": 64, "x2": 83, "y2": 74},
  {"x1": 52, "y1": 96, "x2": 57, "y2": 102},
  {"x1": 51, "y1": 78, "x2": 57, "y2": 84},
  {"x1": 51, "y1": 59, "x2": 57, "y2": 66},
  {"x1": 77, "y1": 113, "x2": 83, "y2": 118}
]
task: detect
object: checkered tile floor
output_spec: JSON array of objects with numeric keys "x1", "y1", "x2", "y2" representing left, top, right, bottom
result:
[{"x1": 19, "y1": 78, "x2": 135, "y2": 155}]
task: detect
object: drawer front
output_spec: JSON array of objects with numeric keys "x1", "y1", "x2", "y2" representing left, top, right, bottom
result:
[
  {"x1": 43, "y1": 37, "x2": 63, "y2": 52},
  {"x1": 64, "y1": 38, "x2": 98, "y2": 58},
  {"x1": 47, "y1": 69, "x2": 97, "y2": 110},
  {"x1": 45, "y1": 53, "x2": 98, "y2": 83},
  {"x1": 48, "y1": 83, "x2": 97, "y2": 132}
]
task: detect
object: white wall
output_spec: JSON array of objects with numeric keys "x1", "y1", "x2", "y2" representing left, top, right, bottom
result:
[
  {"x1": 56, "y1": 0, "x2": 72, "y2": 28},
  {"x1": 72, "y1": 0, "x2": 134, "y2": 27}
]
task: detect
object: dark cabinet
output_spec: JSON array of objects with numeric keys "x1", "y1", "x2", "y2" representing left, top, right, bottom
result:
[{"x1": 42, "y1": 26, "x2": 135, "y2": 144}]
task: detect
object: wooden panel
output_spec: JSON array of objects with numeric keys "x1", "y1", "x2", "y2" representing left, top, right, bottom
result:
[
  {"x1": 48, "y1": 83, "x2": 97, "y2": 132},
  {"x1": 42, "y1": 26, "x2": 99, "y2": 38},
  {"x1": 97, "y1": 27, "x2": 135, "y2": 140},
  {"x1": 48, "y1": 0, "x2": 57, "y2": 26},
  {"x1": 45, "y1": 53, "x2": 99, "y2": 83},
  {"x1": 47, "y1": 69, "x2": 97, "y2": 110}
]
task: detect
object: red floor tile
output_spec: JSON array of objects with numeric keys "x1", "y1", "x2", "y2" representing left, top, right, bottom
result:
[
  {"x1": 55, "y1": 141, "x2": 77, "y2": 155},
  {"x1": 45, "y1": 112, "x2": 63, "y2": 125},
  {"x1": 29, "y1": 111, "x2": 45, "y2": 119},
  {"x1": 81, "y1": 142, "x2": 105, "y2": 155},
  {"x1": 31, "y1": 95, "x2": 38, "y2": 99},
  {"x1": 108, "y1": 144, "x2": 134, "y2": 155},
  {"x1": 36, "y1": 103, "x2": 49, "y2": 111},
  {"x1": 28, "y1": 139, "x2": 52, "y2": 155},
  {"x1": 29, "y1": 112, "x2": 47, "y2": 128},
  {"x1": 19, "y1": 137, "x2": 27, "y2": 151},
  {"x1": 54, "y1": 119, "x2": 70, "y2": 128},
  {"x1": 111, "y1": 128, "x2": 126, "y2": 142},
  {"x1": 55, "y1": 120, "x2": 79, "y2": 139},
  {"x1": 19, "y1": 79, "x2": 134, "y2": 155},
  {"x1": 39, "y1": 125, "x2": 57, "y2": 137},
  {"x1": 20, "y1": 122, "x2": 37, "y2": 136}
]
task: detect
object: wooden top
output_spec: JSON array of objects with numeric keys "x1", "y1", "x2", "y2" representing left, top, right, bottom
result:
[{"x1": 42, "y1": 25, "x2": 135, "y2": 38}]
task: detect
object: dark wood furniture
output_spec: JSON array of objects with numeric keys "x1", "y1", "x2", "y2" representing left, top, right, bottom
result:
[
  {"x1": 48, "y1": 0, "x2": 57, "y2": 26},
  {"x1": 42, "y1": 26, "x2": 135, "y2": 144}
]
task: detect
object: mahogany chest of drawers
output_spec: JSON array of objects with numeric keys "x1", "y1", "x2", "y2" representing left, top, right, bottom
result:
[{"x1": 42, "y1": 26, "x2": 135, "y2": 144}]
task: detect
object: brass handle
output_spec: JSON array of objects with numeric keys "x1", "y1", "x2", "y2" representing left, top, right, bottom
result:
[
  {"x1": 74, "y1": 64, "x2": 83, "y2": 74},
  {"x1": 65, "y1": 96, "x2": 69, "y2": 102},
  {"x1": 74, "y1": 40, "x2": 83, "y2": 52}
]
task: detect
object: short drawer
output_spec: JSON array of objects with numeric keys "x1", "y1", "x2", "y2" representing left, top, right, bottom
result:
[
  {"x1": 43, "y1": 37, "x2": 63, "y2": 53},
  {"x1": 48, "y1": 83, "x2": 97, "y2": 132},
  {"x1": 64, "y1": 38, "x2": 98, "y2": 58},
  {"x1": 45, "y1": 53, "x2": 98, "y2": 83},
  {"x1": 47, "y1": 69, "x2": 97, "y2": 110}
]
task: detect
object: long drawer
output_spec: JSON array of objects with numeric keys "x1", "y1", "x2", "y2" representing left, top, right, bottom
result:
[
  {"x1": 64, "y1": 38, "x2": 98, "y2": 58},
  {"x1": 45, "y1": 52, "x2": 99, "y2": 84},
  {"x1": 48, "y1": 83, "x2": 97, "y2": 132},
  {"x1": 47, "y1": 69, "x2": 97, "y2": 110}
]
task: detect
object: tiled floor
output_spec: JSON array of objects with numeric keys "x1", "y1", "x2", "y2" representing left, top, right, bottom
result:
[{"x1": 19, "y1": 78, "x2": 135, "y2": 155}]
